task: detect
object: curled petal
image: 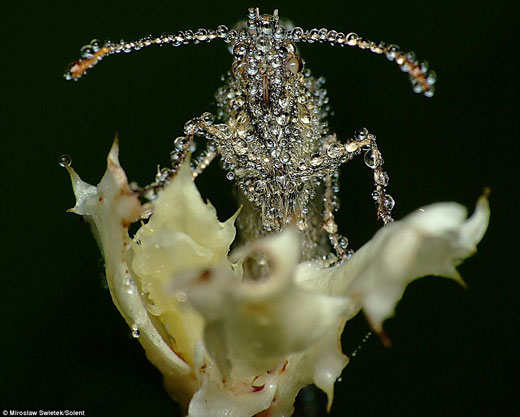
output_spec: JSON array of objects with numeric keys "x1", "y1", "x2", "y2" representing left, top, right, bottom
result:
[
  {"x1": 180, "y1": 230, "x2": 350, "y2": 415},
  {"x1": 298, "y1": 196, "x2": 490, "y2": 330}
]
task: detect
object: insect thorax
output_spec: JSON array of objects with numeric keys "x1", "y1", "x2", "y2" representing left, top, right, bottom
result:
[{"x1": 213, "y1": 13, "x2": 338, "y2": 259}]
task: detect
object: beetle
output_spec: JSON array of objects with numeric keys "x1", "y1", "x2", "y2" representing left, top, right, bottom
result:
[{"x1": 65, "y1": 7, "x2": 436, "y2": 269}]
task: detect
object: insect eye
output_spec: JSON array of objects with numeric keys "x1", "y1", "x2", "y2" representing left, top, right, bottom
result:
[{"x1": 285, "y1": 55, "x2": 303, "y2": 74}]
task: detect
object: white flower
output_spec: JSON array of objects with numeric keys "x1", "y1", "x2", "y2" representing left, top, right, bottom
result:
[{"x1": 65, "y1": 140, "x2": 489, "y2": 417}]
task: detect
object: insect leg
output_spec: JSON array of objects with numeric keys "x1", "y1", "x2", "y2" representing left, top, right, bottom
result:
[
  {"x1": 344, "y1": 129, "x2": 395, "y2": 225},
  {"x1": 133, "y1": 112, "x2": 228, "y2": 200},
  {"x1": 322, "y1": 172, "x2": 349, "y2": 260},
  {"x1": 192, "y1": 148, "x2": 217, "y2": 179}
]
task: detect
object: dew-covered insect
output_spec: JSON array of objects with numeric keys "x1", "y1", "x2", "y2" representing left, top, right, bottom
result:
[{"x1": 65, "y1": 7, "x2": 436, "y2": 273}]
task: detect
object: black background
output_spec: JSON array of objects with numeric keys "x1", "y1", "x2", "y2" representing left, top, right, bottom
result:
[{"x1": 2, "y1": 0, "x2": 518, "y2": 416}]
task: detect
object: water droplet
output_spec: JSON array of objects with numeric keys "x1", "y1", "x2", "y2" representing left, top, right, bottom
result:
[
  {"x1": 59, "y1": 154, "x2": 72, "y2": 168},
  {"x1": 374, "y1": 170, "x2": 389, "y2": 186},
  {"x1": 237, "y1": 126, "x2": 248, "y2": 139},
  {"x1": 384, "y1": 194, "x2": 395, "y2": 210},
  {"x1": 355, "y1": 128, "x2": 368, "y2": 141},
  {"x1": 215, "y1": 124, "x2": 231, "y2": 139},
  {"x1": 300, "y1": 114, "x2": 310, "y2": 124},
  {"x1": 255, "y1": 180, "x2": 266, "y2": 192},
  {"x1": 338, "y1": 236, "x2": 349, "y2": 248},
  {"x1": 131, "y1": 324, "x2": 140, "y2": 338},
  {"x1": 280, "y1": 152, "x2": 290, "y2": 163},
  {"x1": 226, "y1": 171, "x2": 235, "y2": 181},
  {"x1": 278, "y1": 98, "x2": 289, "y2": 109},
  {"x1": 234, "y1": 140, "x2": 248, "y2": 155},
  {"x1": 364, "y1": 150, "x2": 377, "y2": 168},
  {"x1": 413, "y1": 84, "x2": 424, "y2": 94},
  {"x1": 174, "y1": 136, "x2": 187, "y2": 150},
  {"x1": 90, "y1": 39, "x2": 101, "y2": 52},
  {"x1": 183, "y1": 120, "x2": 197, "y2": 135},
  {"x1": 426, "y1": 70, "x2": 437, "y2": 85},
  {"x1": 327, "y1": 143, "x2": 343, "y2": 159},
  {"x1": 80, "y1": 45, "x2": 94, "y2": 58},
  {"x1": 346, "y1": 32, "x2": 359, "y2": 46},
  {"x1": 201, "y1": 112, "x2": 214, "y2": 125},
  {"x1": 233, "y1": 42, "x2": 247, "y2": 56},
  {"x1": 176, "y1": 292, "x2": 187, "y2": 302},
  {"x1": 195, "y1": 28, "x2": 208, "y2": 42},
  {"x1": 310, "y1": 155, "x2": 323, "y2": 167},
  {"x1": 143, "y1": 188, "x2": 156, "y2": 201}
]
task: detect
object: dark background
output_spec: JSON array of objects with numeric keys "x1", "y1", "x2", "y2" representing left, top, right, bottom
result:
[{"x1": 2, "y1": 0, "x2": 518, "y2": 416}]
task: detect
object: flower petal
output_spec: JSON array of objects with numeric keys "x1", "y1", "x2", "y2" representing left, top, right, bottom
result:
[
  {"x1": 130, "y1": 156, "x2": 238, "y2": 368},
  {"x1": 299, "y1": 196, "x2": 490, "y2": 331},
  {"x1": 66, "y1": 141, "x2": 198, "y2": 408}
]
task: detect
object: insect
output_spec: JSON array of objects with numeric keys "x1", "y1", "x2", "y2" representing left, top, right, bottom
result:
[{"x1": 65, "y1": 7, "x2": 436, "y2": 269}]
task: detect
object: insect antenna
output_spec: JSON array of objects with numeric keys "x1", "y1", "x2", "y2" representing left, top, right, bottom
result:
[
  {"x1": 64, "y1": 25, "x2": 233, "y2": 81},
  {"x1": 288, "y1": 26, "x2": 436, "y2": 97}
]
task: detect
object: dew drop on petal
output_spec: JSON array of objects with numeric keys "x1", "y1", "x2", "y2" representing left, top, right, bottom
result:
[
  {"x1": 131, "y1": 324, "x2": 141, "y2": 338},
  {"x1": 176, "y1": 292, "x2": 187, "y2": 302}
]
